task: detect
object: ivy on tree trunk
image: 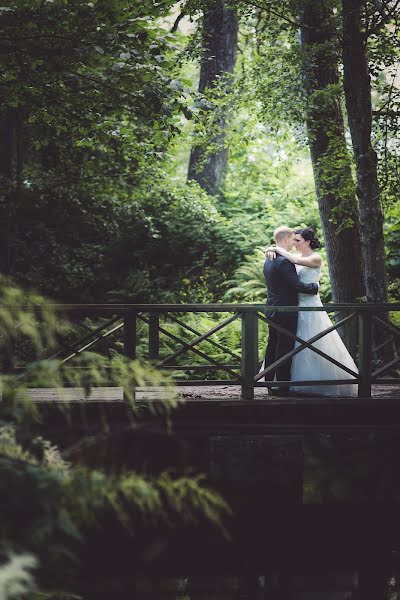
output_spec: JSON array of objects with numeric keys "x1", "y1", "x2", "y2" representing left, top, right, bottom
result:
[
  {"x1": 300, "y1": 0, "x2": 365, "y2": 354},
  {"x1": 342, "y1": 0, "x2": 388, "y2": 304}
]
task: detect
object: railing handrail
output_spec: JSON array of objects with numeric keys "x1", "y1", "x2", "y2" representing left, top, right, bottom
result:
[{"x1": 5, "y1": 302, "x2": 400, "y2": 313}]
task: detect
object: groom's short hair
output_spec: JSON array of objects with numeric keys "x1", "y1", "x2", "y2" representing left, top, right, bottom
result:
[{"x1": 274, "y1": 226, "x2": 293, "y2": 243}]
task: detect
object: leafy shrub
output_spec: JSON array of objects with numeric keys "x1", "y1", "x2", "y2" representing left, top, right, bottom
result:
[
  {"x1": 106, "y1": 180, "x2": 246, "y2": 303},
  {"x1": 0, "y1": 283, "x2": 230, "y2": 598}
]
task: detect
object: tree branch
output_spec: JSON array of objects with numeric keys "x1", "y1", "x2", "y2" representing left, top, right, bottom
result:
[
  {"x1": 239, "y1": 0, "x2": 314, "y2": 29},
  {"x1": 171, "y1": 11, "x2": 185, "y2": 33}
]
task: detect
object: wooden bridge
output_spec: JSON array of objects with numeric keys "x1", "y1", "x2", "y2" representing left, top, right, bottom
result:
[
  {"x1": 17, "y1": 303, "x2": 400, "y2": 592},
  {"x1": 24, "y1": 301, "x2": 400, "y2": 441},
  {"x1": 28, "y1": 301, "x2": 400, "y2": 402}
]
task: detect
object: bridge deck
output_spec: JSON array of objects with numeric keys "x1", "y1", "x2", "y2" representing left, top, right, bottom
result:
[
  {"x1": 25, "y1": 383, "x2": 400, "y2": 435},
  {"x1": 26, "y1": 382, "x2": 399, "y2": 403}
]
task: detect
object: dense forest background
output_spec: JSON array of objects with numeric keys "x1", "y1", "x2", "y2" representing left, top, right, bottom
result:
[{"x1": 1, "y1": 0, "x2": 399, "y2": 311}]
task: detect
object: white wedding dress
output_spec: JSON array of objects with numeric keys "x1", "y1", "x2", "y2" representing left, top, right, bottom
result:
[{"x1": 291, "y1": 265, "x2": 358, "y2": 396}]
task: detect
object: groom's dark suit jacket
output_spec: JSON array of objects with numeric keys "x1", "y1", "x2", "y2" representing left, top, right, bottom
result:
[{"x1": 263, "y1": 256, "x2": 318, "y2": 317}]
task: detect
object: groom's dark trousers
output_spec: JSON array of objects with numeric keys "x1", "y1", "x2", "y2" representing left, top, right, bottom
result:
[{"x1": 263, "y1": 256, "x2": 318, "y2": 391}]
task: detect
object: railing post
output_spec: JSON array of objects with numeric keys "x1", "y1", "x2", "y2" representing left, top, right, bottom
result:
[
  {"x1": 123, "y1": 310, "x2": 137, "y2": 401},
  {"x1": 148, "y1": 313, "x2": 160, "y2": 360},
  {"x1": 241, "y1": 311, "x2": 258, "y2": 401},
  {"x1": 358, "y1": 310, "x2": 372, "y2": 398}
]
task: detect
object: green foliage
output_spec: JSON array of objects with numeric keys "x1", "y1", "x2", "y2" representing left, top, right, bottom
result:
[
  {"x1": 105, "y1": 180, "x2": 246, "y2": 303},
  {"x1": 368, "y1": 4, "x2": 400, "y2": 212},
  {"x1": 0, "y1": 280, "x2": 58, "y2": 358},
  {"x1": 223, "y1": 247, "x2": 268, "y2": 303},
  {"x1": 1, "y1": 0, "x2": 181, "y2": 140},
  {"x1": 0, "y1": 0, "x2": 193, "y2": 301},
  {"x1": 235, "y1": 10, "x2": 307, "y2": 136},
  {"x1": 385, "y1": 203, "x2": 400, "y2": 281},
  {"x1": 6, "y1": 176, "x2": 249, "y2": 303},
  {"x1": 0, "y1": 553, "x2": 38, "y2": 600},
  {"x1": 0, "y1": 436, "x2": 229, "y2": 596},
  {"x1": 313, "y1": 134, "x2": 358, "y2": 232},
  {"x1": 0, "y1": 284, "x2": 230, "y2": 598},
  {"x1": 183, "y1": 71, "x2": 237, "y2": 174}
]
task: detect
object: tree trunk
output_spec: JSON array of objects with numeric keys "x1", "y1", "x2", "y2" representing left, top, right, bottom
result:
[
  {"x1": 0, "y1": 109, "x2": 15, "y2": 179},
  {"x1": 0, "y1": 109, "x2": 17, "y2": 275},
  {"x1": 187, "y1": 1, "x2": 238, "y2": 196},
  {"x1": 300, "y1": 0, "x2": 365, "y2": 355},
  {"x1": 342, "y1": 0, "x2": 388, "y2": 304}
]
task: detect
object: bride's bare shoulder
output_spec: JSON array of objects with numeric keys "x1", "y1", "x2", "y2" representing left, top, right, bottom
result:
[{"x1": 312, "y1": 252, "x2": 323, "y2": 265}]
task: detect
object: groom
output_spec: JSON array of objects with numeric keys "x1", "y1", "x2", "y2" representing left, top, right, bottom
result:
[{"x1": 263, "y1": 226, "x2": 318, "y2": 395}]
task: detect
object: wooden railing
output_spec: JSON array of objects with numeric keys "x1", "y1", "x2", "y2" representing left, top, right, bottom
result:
[{"x1": 43, "y1": 303, "x2": 400, "y2": 400}]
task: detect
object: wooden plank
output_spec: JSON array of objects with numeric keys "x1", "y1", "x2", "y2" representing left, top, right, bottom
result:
[
  {"x1": 23, "y1": 387, "x2": 125, "y2": 402},
  {"x1": 19, "y1": 383, "x2": 400, "y2": 404},
  {"x1": 148, "y1": 313, "x2": 160, "y2": 360},
  {"x1": 358, "y1": 312, "x2": 372, "y2": 397},
  {"x1": 123, "y1": 311, "x2": 136, "y2": 359},
  {"x1": 241, "y1": 312, "x2": 258, "y2": 400}
]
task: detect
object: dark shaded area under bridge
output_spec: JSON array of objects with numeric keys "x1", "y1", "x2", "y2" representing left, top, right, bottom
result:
[{"x1": 31, "y1": 387, "x2": 400, "y2": 589}]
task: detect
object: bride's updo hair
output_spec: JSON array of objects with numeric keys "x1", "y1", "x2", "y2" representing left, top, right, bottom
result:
[{"x1": 295, "y1": 227, "x2": 322, "y2": 250}]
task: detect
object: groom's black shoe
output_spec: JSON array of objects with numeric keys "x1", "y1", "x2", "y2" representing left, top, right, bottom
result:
[
  {"x1": 268, "y1": 388, "x2": 301, "y2": 398},
  {"x1": 285, "y1": 390, "x2": 303, "y2": 398},
  {"x1": 268, "y1": 387, "x2": 289, "y2": 397}
]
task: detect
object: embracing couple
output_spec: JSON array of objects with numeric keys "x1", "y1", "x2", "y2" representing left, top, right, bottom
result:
[{"x1": 261, "y1": 226, "x2": 358, "y2": 397}]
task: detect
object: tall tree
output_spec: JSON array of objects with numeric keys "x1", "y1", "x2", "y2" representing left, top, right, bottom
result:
[
  {"x1": 342, "y1": 0, "x2": 388, "y2": 304},
  {"x1": 299, "y1": 0, "x2": 365, "y2": 353},
  {"x1": 187, "y1": 1, "x2": 238, "y2": 195}
]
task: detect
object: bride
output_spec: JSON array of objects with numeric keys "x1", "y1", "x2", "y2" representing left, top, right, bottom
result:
[{"x1": 266, "y1": 227, "x2": 358, "y2": 397}]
